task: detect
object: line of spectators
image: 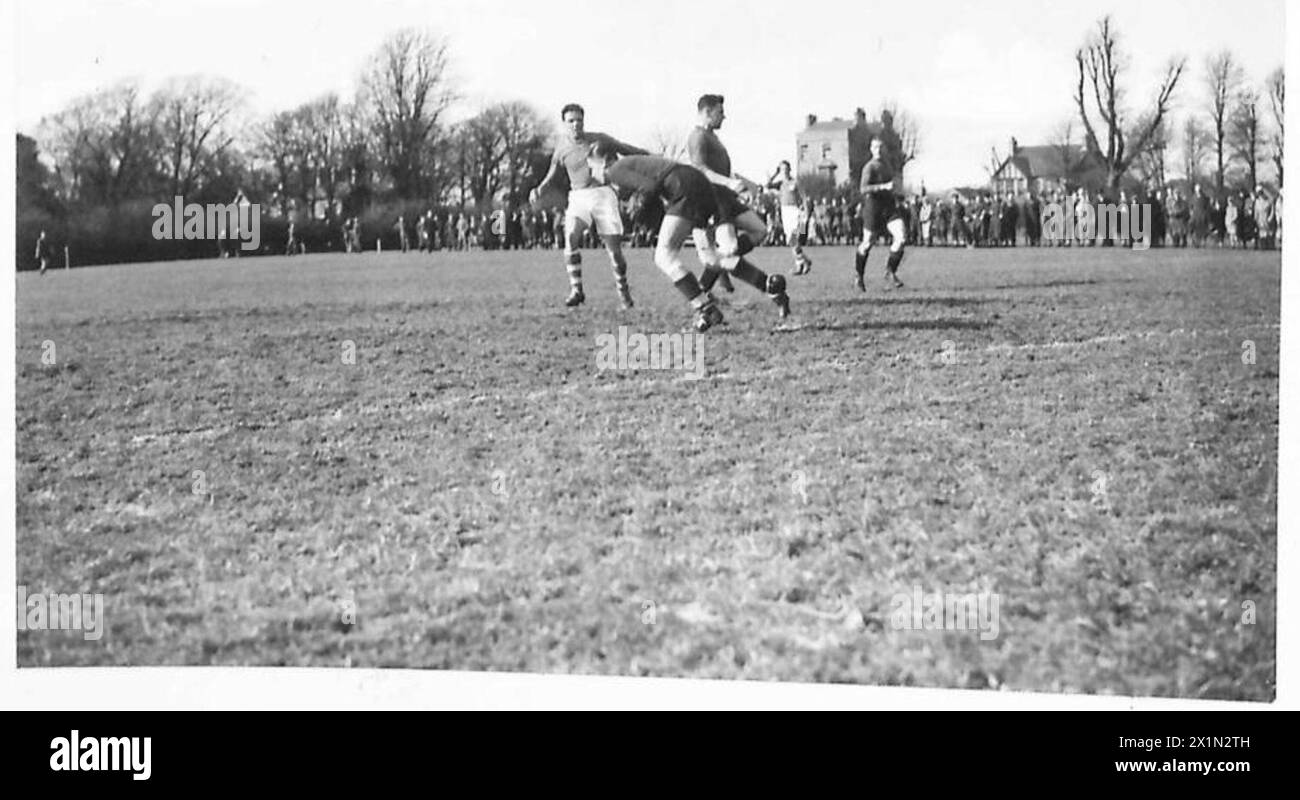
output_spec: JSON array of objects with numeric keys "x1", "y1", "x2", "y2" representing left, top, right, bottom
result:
[
  {"x1": 764, "y1": 185, "x2": 1285, "y2": 250},
  {"x1": 324, "y1": 184, "x2": 1283, "y2": 255},
  {"x1": 330, "y1": 208, "x2": 569, "y2": 253}
]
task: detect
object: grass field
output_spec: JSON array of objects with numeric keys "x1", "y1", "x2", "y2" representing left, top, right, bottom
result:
[{"x1": 14, "y1": 243, "x2": 1280, "y2": 700}]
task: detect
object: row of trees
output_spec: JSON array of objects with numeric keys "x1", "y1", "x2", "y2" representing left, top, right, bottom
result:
[
  {"x1": 17, "y1": 29, "x2": 565, "y2": 266},
  {"x1": 24, "y1": 30, "x2": 557, "y2": 217},
  {"x1": 1064, "y1": 16, "x2": 1283, "y2": 196}
]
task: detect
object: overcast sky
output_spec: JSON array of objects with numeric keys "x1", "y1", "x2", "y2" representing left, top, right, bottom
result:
[{"x1": 12, "y1": 0, "x2": 1287, "y2": 190}]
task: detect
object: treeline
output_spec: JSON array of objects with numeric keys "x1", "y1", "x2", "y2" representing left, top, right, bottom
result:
[
  {"x1": 15, "y1": 29, "x2": 557, "y2": 268},
  {"x1": 1058, "y1": 16, "x2": 1283, "y2": 198}
]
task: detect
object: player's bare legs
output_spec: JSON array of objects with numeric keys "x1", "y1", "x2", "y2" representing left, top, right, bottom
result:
[
  {"x1": 784, "y1": 209, "x2": 812, "y2": 275},
  {"x1": 698, "y1": 221, "x2": 790, "y2": 320},
  {"x1": 700, "y1": 209, "x2": 765, "y2": 294},
  {"x1": 655, "y1": 215, "x2": 722, "y2": 331},
  {"x1": 600, "y1": 234, "x2": 634, "y2": 310},
  {"x1": 857, "y1": 217, "x2": 908, "y2": 291},
  {"x1": 854, "y1": 227, "x2": 875, "y2": 292},
  {"x1": 560, "y1": 201, "x2": 634, "y2": 309},
  {"x1": 696, "y1": 228, "x2": 733, "y2": 295},
  {"x1": 793, "y1": 236, "x2": 812, "y2": 274},
  {"x1": 732, "y1": 209, "x2": 769, "y2": 252},
  {"x1": 882, "y1": 217, "x2": 907, "y2": 288}
]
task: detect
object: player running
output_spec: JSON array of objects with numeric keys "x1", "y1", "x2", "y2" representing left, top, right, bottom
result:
[
  {"x1": 588, "y1": 144, "x2": 790, "y2": 331},
  {"x1": 854, "y1": 136, "x2": 908, "y2": 291},
  {"x1": 688, "y1": 94, "x2": 770, "y2": 294},
  {"x1": 530, "y1": 103, "x2": 649, "y2": 309},
  {"x1": 767, "y1": 160, "x2": 812, "y2": 275}
]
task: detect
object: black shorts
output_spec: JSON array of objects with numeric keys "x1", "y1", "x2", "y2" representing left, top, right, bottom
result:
[
  {"x1": 711, "y1": 185, "x2": 751, "y2": 224},
  {"x1": 659, "y1": 165, "x2": 718, "y2": 229},
  {"x1": 860, "y1": 192, "x2": 903, "y2": 233}
]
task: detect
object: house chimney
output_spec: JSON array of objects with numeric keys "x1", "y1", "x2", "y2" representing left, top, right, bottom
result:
[
  {"x1": 855, "y1": 107, "x2": 867, "y2": 127},
  {"x1": 1010, "y1": 137, "x2": 1019, "y2": 155},
  {"x1": 806, "y1": 114, "x2": 817, "y2": 127}
]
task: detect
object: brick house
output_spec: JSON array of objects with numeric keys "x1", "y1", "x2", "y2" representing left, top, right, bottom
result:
[{"x1": 796, "y1": 108, "x2": 883, "y2": 189}]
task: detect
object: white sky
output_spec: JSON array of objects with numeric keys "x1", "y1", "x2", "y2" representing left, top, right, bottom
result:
[{"x1": 11, "y1": 0, "x2": 1288, "y2": 190}]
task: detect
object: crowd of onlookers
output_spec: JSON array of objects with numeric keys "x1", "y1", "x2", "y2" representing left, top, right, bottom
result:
[
  {"x1": 317, "y1": 208, "x2": 570, "y2": 254},
  {"x1": 312, "y1": 183, "x2": 1283, "y2": 255},
  {"x1": 748, "y1": 184, "x2": 1284, "y2": 250}
]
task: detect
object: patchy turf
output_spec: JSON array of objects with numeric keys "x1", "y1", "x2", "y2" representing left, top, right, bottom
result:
[{"x1": 15, "y1": 243, "x2": 1278, "y2": 699}]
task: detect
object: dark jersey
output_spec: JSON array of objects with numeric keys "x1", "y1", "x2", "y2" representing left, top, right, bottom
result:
[
  {"x1": 604, "y1": 155, "x2": 682, "y2": 196},
  {"x1": 860, "y1": 158, "x2": 893, "y2": 196},
  {"x1": 688, "y1": 126, "x2": 732, "y2": 177},
  {"x1": 550, "y1": 132, "x2": 646, "y2": 191}
]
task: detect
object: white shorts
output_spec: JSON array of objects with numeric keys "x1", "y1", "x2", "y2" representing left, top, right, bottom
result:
[
  {"x1": 781, "y1": 205, "x2": 802, "y2": 239},
  {"x1": 566, "y1": 186, "x2": 624, "y2": 237}
]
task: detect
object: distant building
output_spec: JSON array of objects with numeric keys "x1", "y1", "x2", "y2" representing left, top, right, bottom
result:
[
  {"x1": 990, "y1": 137, "x2": 1108, "y2": 195},
  {"x1": 796, "y1": 108, "x2": 883, "y2": 189}
]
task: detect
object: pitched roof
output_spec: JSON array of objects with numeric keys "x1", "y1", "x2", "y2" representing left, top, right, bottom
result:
[
  {"x1": 997, "y1": 145, "x2": 1088, "y2": 180},
  {"x1": 805, "y1": 119, "x2": 855, "y2": 132}
]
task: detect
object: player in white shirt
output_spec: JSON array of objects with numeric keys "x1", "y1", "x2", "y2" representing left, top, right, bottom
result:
[{"x1": 767, "y1": 160, "x2": 812, "y2": 275}]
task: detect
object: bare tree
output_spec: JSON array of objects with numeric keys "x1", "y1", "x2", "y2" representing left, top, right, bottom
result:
[
  {"x1": 1131, "y1": 112, "x2": 1169, "y2": 189},
  {"x1": 1266, "y1": 67, "x2": 1284, "y2": 187},
  {"x1": 360, "y1": 29, "x2": 457, "y2": 199},
  {"x1": 1050, "y1": 119, "x2": 1079, "y2": 171},
  {"x1": 152, "y1": 76, "x2": 244, "y2": 199},
  {"x1": 1205, "y1": 50, "x2": 1244, "y2": 195},
  {"x1": 259, "y1": 106, "x2": 318, "y2": 217},
  {"x1": 457, "y1": 108, "x2": 507, "y2": 208},
  {"x1": 337, "y1": 99, "x2": 375, "y2": 214},
  {"x1": 1073, "y1": 15, "x2": 1185, "y2": 194},
  {"x1": 300, "y1": 94, "x2": 346, "y2": 219},
  {"x1": 492, "y1": 102, "x2": 552, "y2": 205},
  {"x1": 444, "y1": 124, "x2": 473, "y2": 209},
  {"x1": 443, "y1": 102, "x2": 554, "y2": 208},
  {"x1": 39, "y1": 80, "x2": 161, "y2": 206},
  {"x1": 1180, "y1": 115, "x2": 1210, "y2": 184},
  {"x1": 984, "y1": 145, "x2": 1004, "y2": 180},
  {"x1": 879, "y1": 102, "x2": 920, "y2": 174},
  {"x1": 1045, "y1": 119, "x2": 1084, "y2": 191},
  {"x1": 1229, "y1": 86, "x2": 1262, "y2": 191}
]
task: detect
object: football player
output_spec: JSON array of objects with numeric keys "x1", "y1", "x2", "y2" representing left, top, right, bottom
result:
[
  {"x1": 530, "y1": 103, "x2": 649, "y2": 309},
  {"x1": 767, "y1": 160, "x2": 813, "y2": 275},
  {"x1": 688, "y1": 94, "x2": 770, "y2": 294},
  {"x1": 854, "y1": 136, "x2": 907, "y2": 291},
  {"x1": 588, "y1": 143, "x2": 790, "y2": 331}
]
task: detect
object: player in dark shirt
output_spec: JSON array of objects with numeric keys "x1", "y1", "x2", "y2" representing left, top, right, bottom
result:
[
  {"x1": 688, "y1": 94, "x2": 772, "y2": 295},
  {"x1": 854, "y1": 136, "x2": 908, "y2": 290},
  {"x1": 589, "y1": 145, "x2": 790, "y2": 330}
]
